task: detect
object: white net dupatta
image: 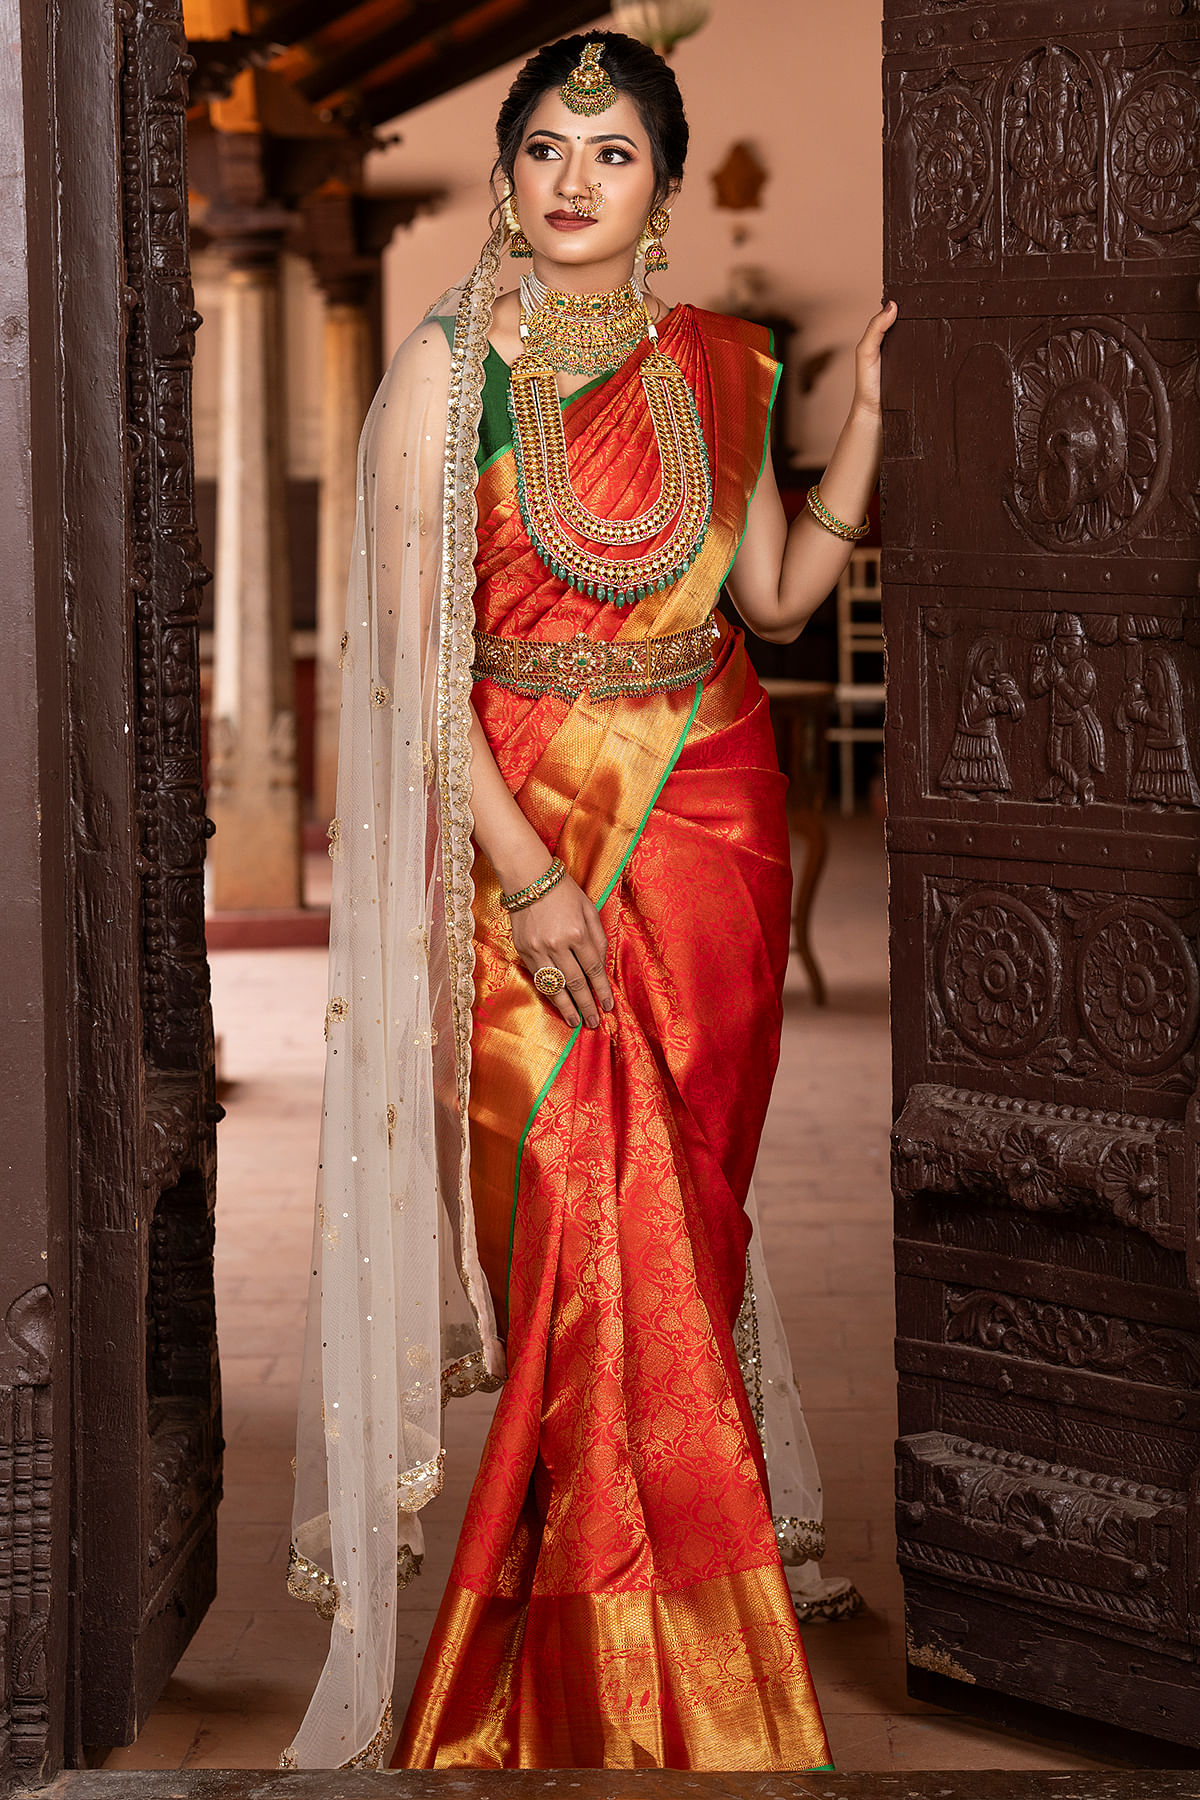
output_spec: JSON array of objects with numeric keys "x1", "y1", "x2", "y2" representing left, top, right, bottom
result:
[
  {"x1": 282, "y1": 235, "x2": 506, "y2": 1771},
  {"x1": 737, "y1": 1181, "x2": 862, "y2": 1623}
]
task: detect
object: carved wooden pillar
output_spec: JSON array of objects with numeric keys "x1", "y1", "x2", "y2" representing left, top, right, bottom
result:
[
  {"x1": 2, "y1": 0, "x2": 221, "y2": 1777},
  {"x1": 295, "y1": 187, "x2": 430, "y2": 824},
  {"x1": 206, "y1": 199, "x2": 303, "y2": 909},
  {"x1": 314, "y1": 282, "x2": 372, "y2": 823}
]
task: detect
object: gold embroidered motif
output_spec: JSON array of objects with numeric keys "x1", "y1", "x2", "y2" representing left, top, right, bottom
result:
[
  {"x1": 441, "y1": 1349, "x2": 506, "y2": 1404},
  {"x1": 397, "y1": 1449, "x2": 444, "y2": 1510},
  {"x1": 287, "y1": 1542, "x2": 339, "y2": 1620},
  {"x1": 775, "y1": 1515, "x2": 826, "y2": 1564},
  {"x1": 386, "y1": 1102, "x2": 397, "y2": 1146},
  {"x1": 371, "y1": 683, "x2": 390, "y2": 708},
  {"x1": 794, "y1": 1584, "x2": 863, "y2": 1623},
  {"x1": 338, "y1": 631, "x2": 349, "y2": 668},
  {"x1": 327, "y1": 816, "x2": 341, "y2": 858},
  {"x1": 438, "y1": 253, "x2": 495, "y2": 1348},
  {"x1": 324, "y1": 995, "x2": 349, "y2": 1039},
  {"x1": 733, "y1": 1255, "x2": 765, "y2": 1436},
  {"x1": 338, "y1": 1698, "x2": 394, "y2": 1770}
]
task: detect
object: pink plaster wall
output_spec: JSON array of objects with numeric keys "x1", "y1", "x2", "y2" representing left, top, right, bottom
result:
[{"x1": 368, "y1": 2, "x2": 883, "y2": 463}]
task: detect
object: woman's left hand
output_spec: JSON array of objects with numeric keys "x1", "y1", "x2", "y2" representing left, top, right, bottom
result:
[{"x1": 853, "y1": 299, "x2": 898, "y2": 416}]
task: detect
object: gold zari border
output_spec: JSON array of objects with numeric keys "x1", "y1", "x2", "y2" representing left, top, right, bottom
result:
[{"x1": 397, "y1": 1561, "x2": 831, "y2": 1770}]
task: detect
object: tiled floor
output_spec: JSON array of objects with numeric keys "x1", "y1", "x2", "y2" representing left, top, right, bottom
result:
[{"x1": 102, "y1": 817, "x2": 1114, "y2": 1774}]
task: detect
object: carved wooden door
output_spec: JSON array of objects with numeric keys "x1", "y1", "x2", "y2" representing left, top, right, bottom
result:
[
  {"x1": 74, "y1": 0, "x2": 222, "y2": 1755},
  {"x1": 883, "y1": 0, "x2": 1200, "y2": 1748},
  {"x1": 0, "y1": 0, "x2": 219, "y2": 1780}
]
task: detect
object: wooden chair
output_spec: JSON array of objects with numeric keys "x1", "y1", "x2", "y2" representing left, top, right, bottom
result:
[
  {"x1": 760, "y1": 678, "x2": 835, "y2": 1006},
  {"x1": 825, "y1": 547, "x2": 884, "y2": 817}
]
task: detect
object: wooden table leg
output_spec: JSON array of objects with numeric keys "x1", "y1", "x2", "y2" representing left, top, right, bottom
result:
[
  {"x1": 761, "y1": 679, "x2": 835, "y2": 1008},
  {"x1": 790, "y1": 806, "x2": 829, "y2": 1007}
]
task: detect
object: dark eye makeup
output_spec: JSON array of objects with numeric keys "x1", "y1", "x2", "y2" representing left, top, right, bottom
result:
[{"x1": 524, "y1": 137, "x2": 635, "y2": 165}]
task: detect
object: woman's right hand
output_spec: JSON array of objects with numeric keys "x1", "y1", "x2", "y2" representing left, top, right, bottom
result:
[{"x1": 510, "y1": 872, "x2": 613, "y2": 1030}]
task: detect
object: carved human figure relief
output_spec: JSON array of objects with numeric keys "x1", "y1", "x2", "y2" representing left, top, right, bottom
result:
[
  {"x1": 1029, "y1": 613, "x2": 1106, "y2": 804},
  {"x1": 902, "y1": 70, "x2": 994, "y2": 268},
  {"x1": 939, "y1": 633, "x2": 1025, "y2": 796},
  {"x1": 1115, "y1": 651, "x2": 1200, "y2": 809},
  {"x1": 1003, "y1": 46, "x2": 1098, "y2": 254}
]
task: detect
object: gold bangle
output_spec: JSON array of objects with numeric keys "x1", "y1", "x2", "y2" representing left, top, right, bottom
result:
[
  {"x1": 500, "y1": 856, "x2": 566, "y2": 912},
  {"x1": 806, "y1": 484, "x2": 870, "y2": 542}
]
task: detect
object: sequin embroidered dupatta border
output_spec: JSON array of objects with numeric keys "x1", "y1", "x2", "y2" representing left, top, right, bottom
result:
[{"x1": 282, "y1": 234, "x2": 507, "y2": 1771}]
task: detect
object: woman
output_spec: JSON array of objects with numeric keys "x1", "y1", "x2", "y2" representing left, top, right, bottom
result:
[{"x1": 283, "y1": 31, "x2": 894, "y2": 1773}]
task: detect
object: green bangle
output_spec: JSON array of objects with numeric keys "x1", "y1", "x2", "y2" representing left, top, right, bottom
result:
[
  {"x1": 806, "y1": 483, "x2": 869, "y2": 542},
  {"x1": 500, "y1": 856, "x2": 566, "y2": 912}
]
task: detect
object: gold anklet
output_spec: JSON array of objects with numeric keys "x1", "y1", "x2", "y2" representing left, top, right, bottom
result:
[{"x1": 805, "y1": 483, "x2": 870, "y2": 542}]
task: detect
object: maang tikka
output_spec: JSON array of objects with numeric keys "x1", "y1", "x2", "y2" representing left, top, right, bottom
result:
[
  {"x1": 639, "y1": 205, "x2": 671, "y2": 274},
  {"x1": 561, "y1": 41, "x2": 616, "y2": 115}
]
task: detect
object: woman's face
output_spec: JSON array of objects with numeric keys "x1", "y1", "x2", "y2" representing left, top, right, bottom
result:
[{"x1": 508, "y1": 85, "x2": 662, "y2": 278}]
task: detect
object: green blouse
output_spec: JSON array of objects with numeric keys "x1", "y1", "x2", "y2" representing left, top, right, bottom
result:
[{"x1": 433, "y1": 315, "x2": 609, "y2": 474}]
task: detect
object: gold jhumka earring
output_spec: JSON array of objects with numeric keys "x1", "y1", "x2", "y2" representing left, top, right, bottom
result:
[
  {"x1": 638, "y1": 205, "x2": 671, "y2": 274},
  {"x1": 502, "y1": 189, "x2": 533, "y2": 257}
]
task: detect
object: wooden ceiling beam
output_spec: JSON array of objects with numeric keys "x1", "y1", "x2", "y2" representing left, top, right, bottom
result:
[
  {"x1": 295, "y1": 0, "x2": 484, "y2": 100},
  {"x1": 249, "y1": 0, "x2": 365, "y2": 47},
  {"x1": 357, "y1": 0, "x2": 602, "y2": 124}
]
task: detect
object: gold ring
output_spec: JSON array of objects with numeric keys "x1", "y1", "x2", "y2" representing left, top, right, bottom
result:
[{"x1": 533, "y1": 965, "x2": 566, "y2": 996}]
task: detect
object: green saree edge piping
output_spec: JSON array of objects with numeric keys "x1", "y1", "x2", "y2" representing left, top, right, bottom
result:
[
  {"x1": 720, "y1": 357, "x2": 782, "y2": 588},
  {"x1": 505, "y1": 676, "x2": 705, "y2": 1298}
]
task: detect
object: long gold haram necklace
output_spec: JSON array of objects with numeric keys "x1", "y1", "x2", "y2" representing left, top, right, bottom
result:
[{"x1": 507, "y1": 276, "x2": 712, "y2": 608}]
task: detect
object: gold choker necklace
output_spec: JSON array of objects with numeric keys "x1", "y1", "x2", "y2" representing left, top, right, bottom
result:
[
  {"x1": 518, "y1": 274, "x2": 648, "y2": 376},
  {"x1": 508, "y1": 285, "x2": 713, "y2": 608}
]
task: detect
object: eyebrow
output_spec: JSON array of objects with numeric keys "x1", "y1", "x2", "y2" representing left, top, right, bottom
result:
[{"x1": 525, "y1": 129, "x2": 639, "y2": 148}]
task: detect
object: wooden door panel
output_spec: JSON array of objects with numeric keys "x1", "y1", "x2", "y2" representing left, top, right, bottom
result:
[
  {"x1": 884, "y1": 0, "x2": 1200, "y2": 1748},
  {"x1": 890, "y1": 859, "x2": 1200, "y2": 1112},
  {"x1": 906, "y1": 601, "x2": 1200, "y2": 823}
]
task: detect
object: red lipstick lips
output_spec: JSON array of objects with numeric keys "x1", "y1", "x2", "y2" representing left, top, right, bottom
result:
[{"x1": 545, "y1": 211, "x2": 597, "y2": 231}]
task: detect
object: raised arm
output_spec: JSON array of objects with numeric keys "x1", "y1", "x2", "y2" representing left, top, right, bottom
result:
[{"x1": 726, "y1": 300, "x2": 896, "y2": 645}]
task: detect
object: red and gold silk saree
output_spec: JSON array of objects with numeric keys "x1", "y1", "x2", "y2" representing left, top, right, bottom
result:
[{"x1": 394, "y1": 304, "x2": 831, "y2": 1773}]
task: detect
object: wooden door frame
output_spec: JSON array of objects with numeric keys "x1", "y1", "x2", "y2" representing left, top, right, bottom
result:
[
  {"x1": 882, "y1": 0, "x2": 1200, "y2": 1759},
  {"x1": 0, "y1": 0, "x2": 75, "y2": 1774},
  {"x1": 0, "y1": 0, "x2": 220, "y2": 1782}
]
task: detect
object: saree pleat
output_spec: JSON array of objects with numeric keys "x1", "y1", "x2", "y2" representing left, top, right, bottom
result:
[{"x1": 394, "y1": 306, "x2": 831, "y2": 1772}]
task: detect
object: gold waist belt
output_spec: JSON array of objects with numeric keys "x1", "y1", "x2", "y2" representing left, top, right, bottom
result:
[{"x1": 471, "y1": 614, "x2": 719, "y2": 703}]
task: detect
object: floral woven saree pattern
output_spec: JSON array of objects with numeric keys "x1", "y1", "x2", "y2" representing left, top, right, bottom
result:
[{"x1": 394, "y1": 307, "x2": 831, "y2": 1772}]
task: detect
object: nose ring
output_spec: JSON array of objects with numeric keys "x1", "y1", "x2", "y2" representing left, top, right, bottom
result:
[{"x1": 569, "y1": 182, "x2": 605, "y2": 219}]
